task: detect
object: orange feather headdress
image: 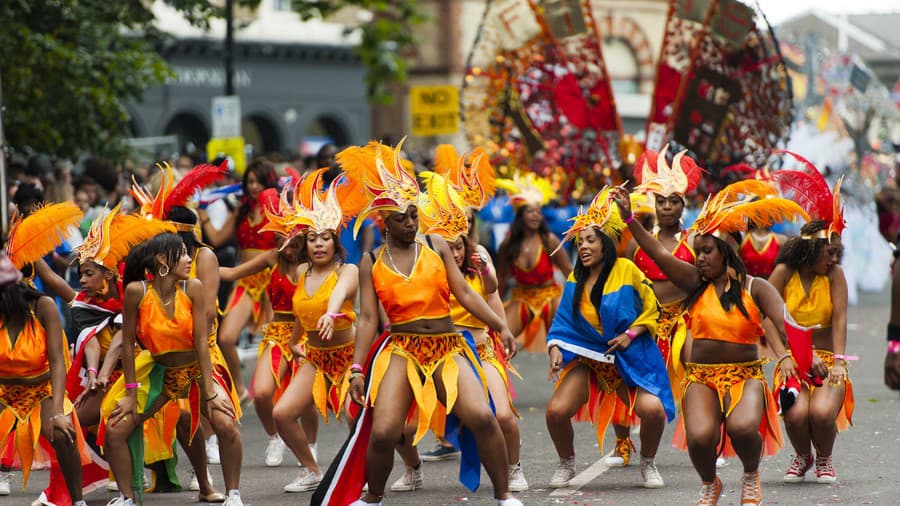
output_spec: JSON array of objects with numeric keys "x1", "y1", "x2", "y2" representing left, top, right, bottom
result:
[
  {"x1": 554, "y1": 187, "x2": 625, "y2": 254},
  {"x1": 772, "y1": 151, "x2": 845, "y2": 241},
  {"x1": 76, "y1": 205, "x2": 175, "y2": 270},
  {"x1": 417, "y1": 171, "x2": 469, "y2": 242},
  {"x1": 634, "y1": 145, "x2": 704, "y2": 197},
  {"x1": 336, "y1": 139, "x2": 420, "y2": 238},
  {"x1": 690, "y1": 179, "x2": 808, "y2": 239},
  {"x1": 131, "y1": 161, "x2": 228, "y2": 235},
  {"x1": 495, "y1": 172, "x2": 555, "y2": 210},
  {"x1": 432, "y1": 145, "x2": 496, "y2": 211},
  {"x1": 6, "y1": 202, "x2": 83, "y2": 270}
]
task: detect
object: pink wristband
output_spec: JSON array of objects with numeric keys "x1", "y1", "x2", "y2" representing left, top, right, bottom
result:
[
  {"x1": 623, "y1": 215, "x2": 635, "y2": 224},
  {"x1": 87, "y1": 368, "x2": 98, "y2": 375},
  {"x1": 832, "y1": 353, "x2": 859, "y2": 361},
  {"x1": 350, "y1": 363, "x2": 364, "y2": 373},
  {"x1": 327, "y1": 312, "x2": 345, "y2": 320},
  {"x1": 625, "y1": 329, "x2": 637, "y2": 340},
  {"x1": 888, "y1": 341, "x2": 900, "y2": 354},
  {"x1": 125, "y1": 382, "x2": 140, "y2": 390}
]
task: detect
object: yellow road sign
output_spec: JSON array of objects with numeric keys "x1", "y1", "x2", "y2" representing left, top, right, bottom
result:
[
  {"x1": 410, "y1": 85, "x2": 459, "y2": 136},
  {"x1": 207, "y1": 137, "x2": 246, "y2": 175}
]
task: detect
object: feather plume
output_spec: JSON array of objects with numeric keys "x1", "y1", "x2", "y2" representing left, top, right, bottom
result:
[
  {"x1": 633, "y1": 149, "x2": 658, "y2": 185},
  {"x1": 297, "y1": 168, "x2": 328, "y2": 208},
  {"x1": 715, "y1": 179, "x2": 779, "y2": 203},
  {"x1": 831, "y1": 176, "x2": 845, "y2": 236},
  {"x1": 770, "y1": 169, "x2": 830, "y2": 218},
  {"x1": 777, "y1": 151, "x2": 835, "y2": 223},
  {"x1": 336, "y1": 145, "x2": 378, "y2": 188},
  {"x1": 676, "y1": 153, "x2": 704, "y2": 194},
  {"x1": 332, "y1": 173, "x2": 367, "y2": 222},
  {"x1": 164, "y1": 161, "x2": 228, "y2": 215},
  {"x1": 704, "y1": 198, "x2": 809, "y2": 236},
  {"x1": 102, "y1": 215, "x2": 176, "y2": 270},
  {"x1": 7, "y1": 202, "x2": 83, "y2": 269},
  {"x1": 432, "y1": 144, "x2": 460, "y2": 179},
  {"x1": 461, "y1": 148, "x2": 496, "y2": 209}
]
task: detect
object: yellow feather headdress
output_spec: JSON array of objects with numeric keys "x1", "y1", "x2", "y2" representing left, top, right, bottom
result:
[
  {"x1": 6, "y1": 202, "x2": 83, "y2": 270},
  {"x1": 76, "y1": 205, "x2": 176, "y2": 270},
  {"x1": 690, "y1": 180, "x2": 808, "y2": 238},
  {"x1": 417, "y1": 171, "x2": 469, "y2": 242},
  {"x1": 337, "y1": 139, "x2": 420, "y2": 238},
  {"x1": 554, "y1": 187, "x2": 625, "y2": 254},
  {"x1": 432, "y1": 145, "x2": 496, "y2": 210},
  {"x1": 495, "y1": 172, "x2": 554, "y2": 210}
]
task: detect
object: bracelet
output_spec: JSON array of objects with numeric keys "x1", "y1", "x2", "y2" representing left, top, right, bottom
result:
[
  {"x1": 625, "y1": 329, "x2": 637, "y2": 340},
  {"x1": 326, "y1": 312, "x2": 345, "y2": 320},
  {"x1": 205, "y1": 392, "x2": 219, "y2": 402},
  {"x1": 349, "y1": 371, "x2": 365, "y2": 381},
  {"x1": 49, "y1": 413, "x2": 66, "y2": 422},
  {"x1": 480, "y1": 267, "x2": 490, "y2": 276},
  {"x1": 623, "y1": 214, "x2": 635, "y2": 224},
  {"x1": 87, "y1": 368, "x2": 98, "y2": 375},
  {"x1": 832, "y1": 353, "x2": 858, "y2": 361},
  {"x1": 775, "y1": 354, "x2": 793, "y2": 367},
  {"x1": 889, "y1": 341, "x2": 900, "y2": 354},
  {"x1": 124, "y1": 382, "x2": 141, "y2": 390},
  {"x1": 349, "y1": 363, "x2": 364, "y2": 373}
]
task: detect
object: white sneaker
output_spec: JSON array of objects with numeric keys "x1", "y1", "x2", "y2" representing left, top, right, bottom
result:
[
  {"x1": 349, "y1": 500, "x2": 383, "y2": 506},
  {"x1": 549, "y1": 457, "x2": 576, "y2": 488},
  {"x1": 105, "y1": 496, "x2": 135, "y2": 506},
  {"x1": 390, "y1": 463, "x2": 424, "y2": 492},
  {"x1": 640, "y1": 455, "x2": 664, "y2": 488},
  {"x1": 207, "y1": 435, "x2": 221, "y2": 465},
  {"x1": 508, "y1": 463, "x2": 529, "y2": 492},
  {"x1": 497, "y1": 498, "x2": 524, "y2": 506},
  {"x1": 283, "y1": 469, "x2": 323, "y2": 492},
  {"x1": 224, "y1": 490, "x2": 243, "y2": 506},
  {"x1": 265, "y1": 435, "x2": 287, "y2": 467},
  {"x1": 0, "y1": 471, "x2": 12, "y2": 495},
  {"x1": 189, "y1": 469, "x2": 214, "y2": 491}
]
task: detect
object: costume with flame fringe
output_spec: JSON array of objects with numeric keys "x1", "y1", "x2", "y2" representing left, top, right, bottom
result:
[
  {"x1": 545, "y1": 188, "x2": 675, "y2": 454},
  {"x1": 321, "y1": 140, "x2": 492, "y2": 496},
  {"x1": 495, "y1": 173, "x2": 562, "y2": 352},
  {"x1": 1, "y1": 203, "x2": 95, "y2": 498},
  {"x1": 670, "y1": 180, "x2": 809, "y2": 458},
  {"x1": 419, "y1": 170, "x2": 521, "y2": 427},
  {"x1": 767, "y1": 152, "x2": 853, "y2": 430}
]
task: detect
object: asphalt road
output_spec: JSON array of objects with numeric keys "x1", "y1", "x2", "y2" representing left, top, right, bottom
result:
[{"x1": 12, "y1": 287, "x2": 900, "y2": 505}]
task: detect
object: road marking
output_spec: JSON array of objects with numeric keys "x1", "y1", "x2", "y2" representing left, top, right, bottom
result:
[{"x1": 549, "y1": 453, "x2": 612, "y2": 496}]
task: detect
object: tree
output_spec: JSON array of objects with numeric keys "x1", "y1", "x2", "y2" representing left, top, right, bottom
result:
[{"x1": 290, "y1": 1, "x2": 426, "y2": 104}]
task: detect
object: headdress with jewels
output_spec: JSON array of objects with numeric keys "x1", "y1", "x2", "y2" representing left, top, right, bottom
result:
[
  {"x1": 495, "y1": 172, "x2": 555, "y2": 210},
  {"x1": 553, "y1": 187, "x2": 626, "y2": 255},
  {"x1": 431, "y1": 144, "x2": 496, "y2": 211},
  {"x1": 260, "y1": 168, "x2": 366, "y2": 248},
  {"x1": 6, "y1": 202, "x2": 83, "y2": 270},
  {"x1": 76, "y1": 204, "x2": 175, "y2": 270},
  {"x1": 689, "y1": 179, "x2": 808, "y2": 239},
  {"x1": 336, "y1": 139, "x2": 420, "y2": 238},
  {"x1": 417, "y1": 171, "x2": 469, "y2": 242},
  {"x1": 767, "y1": 151, "x2": 845, "y2": 241},
  {"x1": 634, "y1": 144, "x2": 703, "y2": 198},
  {"x1": 131, "y1": 161, "x2": 228, "y2": 236}
]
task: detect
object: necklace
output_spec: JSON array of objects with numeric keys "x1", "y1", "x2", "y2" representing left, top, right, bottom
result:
[{"x1": 386, "y1": 240, "x2": 418, "y2": 280}]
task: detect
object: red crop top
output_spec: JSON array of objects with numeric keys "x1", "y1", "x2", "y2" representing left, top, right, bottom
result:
[
  {"x1": 267, "y1": 266, "x2": 297, "y2": 313},
  {"x1": 236, "y1": 216, "x2": 278, "y2": 251},
  {"x1": 740, "y1": 234, "x2": 780, "y2": 278},
  {"x1": 510, "y1": 246, "x2": 554, "y2": 286},
  {"x1": 633, "y1": 233, "x2": 696, "y2": 281}
]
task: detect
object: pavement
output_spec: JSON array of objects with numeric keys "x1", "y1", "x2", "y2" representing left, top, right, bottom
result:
[{"x1": 10, "y1": 287, "x2": 900, "y2": 505}]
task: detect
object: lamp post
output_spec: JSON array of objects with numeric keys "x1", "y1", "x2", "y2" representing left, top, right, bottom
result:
[{"x1": 225, "y1": 0, "x2": 235, "y2": 95}]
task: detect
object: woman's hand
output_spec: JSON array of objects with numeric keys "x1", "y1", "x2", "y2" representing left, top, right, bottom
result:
[
  {"x1": 811, "y1": 354, "x2": 829, "y2": 379},
  {"x1": 317, "y1": 314, "x2": 336, "y2": 341},
  {"x1": 826, "y1": 363, "x2": 848, "y2": 387},
  {"x1": 500, "y1": 328, "x2": 517, "y2": 360},
  {"x1": 548, "y1": 346, "x2": 563, "y2": 382},
  {"x1": 779, "y1": 355, "x2": 799, "y2": 380},
  {"x1": 606, "y1": 332, "x2": 633, "y2": 354},
  {"x1": 109, "y1": 395, "x2": 137, "y2": 427},
  {"x1": 349, "y1": 375, "x2": 365, "y2": 406},
  {"x1": 49, "y1": 414, "x2": 76, "y2": 444},
  {"x1": 207, "y1": 392, "x2": 236, "y2": 419},
  {"x1": 471, "y1": 250, "x2": 488, "y2": 275},
  {"x1": 72, "y1": 388, "x2": 93, "y2": 410},
  {"x1": 610, "y1": 187, "x2": 633, "y2": 221}
]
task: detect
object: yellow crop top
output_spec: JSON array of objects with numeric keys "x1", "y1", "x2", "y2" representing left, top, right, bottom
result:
[
  {"x1": 138, "y1": 283, "x2": 195, "y2": 356},
  {"x1": 688, "y1": 283, "x2": 763, "y2": 346},
  {"x1": 0, "y1": 317, "x2": 49, "y2": 380},
  {"x1": 373, "y1": 241, "x2": 451, "y2": 326},
  {"x1": 783, "y1": 271, "x2": 832, "y2": 328},
  {"x1": 292, "y1": 268, "x2": 356, "y2": 333},
  {"x1": 449, "y1": 275, "x2": 486, "y2": 330}
]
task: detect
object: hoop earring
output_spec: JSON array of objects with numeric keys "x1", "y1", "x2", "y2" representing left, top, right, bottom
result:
[
  {"x1": 98, "y1": 278, "x2": 109, "y2": 296},
  {"x1": 158, "y1": 264, "x2": 170, "y2": 277}
]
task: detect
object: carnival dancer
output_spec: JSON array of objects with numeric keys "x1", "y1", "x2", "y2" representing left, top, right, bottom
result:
[
  {"x1": 99, "y1": 233, "x2": 244, "y2": 506},
  {"x1": 612, "y1": 146, "x2": 702, "y2": 468},
  {"x1": 496, "y1": 173, "x2": 572, "y2": 352},
  {"x1": 544, "y1": 188, "x2": 674, "y2": 490},
  {"x1": 314, "y1": 140, "x2": 522, "y2": 506},
  {"x1": 1, "y1": 205, "x2": 90, "y2": 505},
  {"x1": 766, "y1": 159, "x2": 853, "y2": 484},
  {"x1": 198, "y1": 158, "x2": 279, "y2": 403},
  {"x1": 611, "y1": 181, "x2": 807, "y2": 506},
  {"x1": 260, "y1": 170, "x2": 364, "y2": 492}
]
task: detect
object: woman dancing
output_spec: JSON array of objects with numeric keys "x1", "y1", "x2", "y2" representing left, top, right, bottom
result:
[
  {"x1": 612, "y1": 181, "x2": 807, "y2": 506},
  {"x1": 544, "y1": 188, "x2": 674, "y2": 490}
]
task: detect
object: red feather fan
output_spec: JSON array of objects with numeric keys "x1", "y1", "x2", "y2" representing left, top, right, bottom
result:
[
  {"x1": 775, "y1": 151, "x2": 835, "y2": 224},
  {"x1": 164, "y1": 161, "x2": 228, "y2": 215}
]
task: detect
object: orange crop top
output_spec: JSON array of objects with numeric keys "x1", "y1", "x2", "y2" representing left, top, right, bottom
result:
[
  {"x1": 687, "y1": 282, "x2": 763, "y2": 345},
  {"x1": 449, "y1": 275, "x2": 487, "y2": 330},
  {"x1": 634, "y1": 234, "x2": 696, "y2": 281},
  {"x1": 0, "y1": 316, "x2": 49, "y2": 380},
  {"x1": 292, "y1": 268, "x2": 356, "y2": 332},
  {"x1": 138, "y1": 283, "x2": 195, "y2": 356},
  {"x1": 783, "y1": 272, "x2": 832, "y2": 328},
  {"x1": 236, "y1": 216, "x2": 278, "y2": 251},
  {"x1": 373, "y1": 241, "x2": 451, "y2": 326},
  {"x1": 268, "y1": 266, "x2": 298, "y2": 314}
]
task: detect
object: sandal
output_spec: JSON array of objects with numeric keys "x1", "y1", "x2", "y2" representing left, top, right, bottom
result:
[{"x1": 199, "y1": 491, "x2": 227, "y2": 503}]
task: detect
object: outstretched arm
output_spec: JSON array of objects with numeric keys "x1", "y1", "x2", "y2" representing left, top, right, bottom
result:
[
  {"x1": 34, "y1": 259, "x2": 76, "y2": 302},
  {"x1": 218, "y1": 249, "x2": 277, "y2": 282},
  {"x1": 316, "y1": 264, "x2": 359, "y2": 340}
]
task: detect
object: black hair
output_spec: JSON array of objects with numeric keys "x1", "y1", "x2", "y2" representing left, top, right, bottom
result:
[
  {"x1": 0, "y1": 282, "x2": 44, "y2": 330},
  {"x1": 458, "y1": 235, "x2": 475, "y2": 277},
  {"x1": 775, "y1": 220, "x2": 832, "y2": 269},
  {"x1": 500, "y1": 205, "x2": 551, "y2": 268},
  {"x1": 13, "y1": 183, "x2": 45, "y2": 212},
  {"x1": 166, "y1": 205, "x2": 200, "y2": 256},
  {"x1": 571, "y1": 227, "x2": 618, "y2": 318},
  {"x1": 236, "y1": 157, "x2": 278, "y2": 227},
  {"x1": 684, "y1": 235, "x2": 750, "y2": 319},
  {"x1": 123, "y1": 233, "x2": 185, "y2": 287}
]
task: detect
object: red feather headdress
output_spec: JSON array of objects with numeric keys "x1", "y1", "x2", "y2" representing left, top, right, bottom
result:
[
  {"x1": 131, "y1": 161, "x2": 228, "y2": 220},
  {"x1": 774, "y1": 151, "x2": 845, "y2": 240}
]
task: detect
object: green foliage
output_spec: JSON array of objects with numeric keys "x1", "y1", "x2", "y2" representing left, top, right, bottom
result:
[{"x1": 290, "y1": 1, "x2": 426, "y2": 104}]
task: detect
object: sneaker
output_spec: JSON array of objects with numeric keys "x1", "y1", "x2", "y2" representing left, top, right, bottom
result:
[
  {"x1": 284, "y1": 469, "x2": 323, "y2": 492},
  {"x1": 508, "y1": 463, "x2": 529, "y2": 492},
  {"x1": 715, "y1": 456, "x2": 728, "y2": 468},
  {"x1": 497, "y1": 498, "x2": 524, "y2": 506},
  {"x1": 0, "y1": 471, "x2": 12, "y2": 495},
  {"x1": 349, "y1": 500, "x2": 382, "y2": 506},
  {"x1": 640, "y1": 455, "x2": 664, "y2": 489},
  {"x1": 105, "y1": 496, "x2": 135, "y2": 506},
  {"x1": 740, "y1": 471, "x2": 762, "y2": 506},
  {"x1": 814, "y1": 455, "x2": 836, "y2": 484},
  {"x1": 604, "y1": 437, "x2": 634, "y2": 467},
  {"x1": 223, "y1": 491, "x2": 243, "y2": 506},
  {"x1": 420, "y1": 443, "x2": 460, "y2": 462},
  {"x1": 189, "y1": 469, "x2": 215, "y2": 491},
  {"x1": 696, "y1": 476, "x2": 723, "y2": 506},
  {"x1": 549, "y1": 457, "x2": 576, "y2": 488},
  {"x1": 207, "y1": 435, "x2": 221, "y2": 465},
  {"x1": 390, "y1": 462, "x2": 424, "y2": 492},
  {"x1": 783, "y1": 453, "x2": 814, "y2": 483},
  {"x1": 265, "y1": 435, "x2": 287, "y2": 467}
]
